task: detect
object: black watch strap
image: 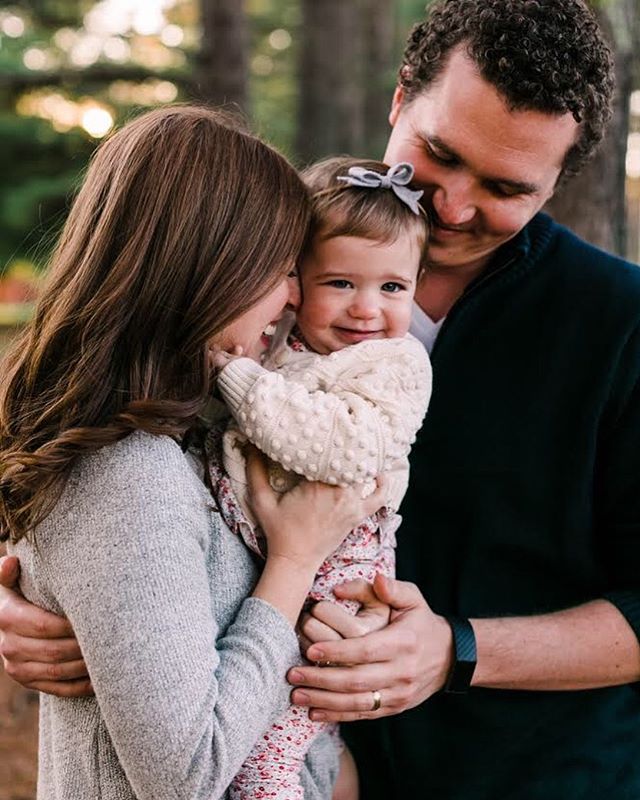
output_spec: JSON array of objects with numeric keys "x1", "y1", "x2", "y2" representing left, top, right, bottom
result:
[{"x1": 443, "y1": 616, "x2": 477, "y2": 694}]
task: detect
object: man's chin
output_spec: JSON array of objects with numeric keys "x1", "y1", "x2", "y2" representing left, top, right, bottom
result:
[{"x1": 426, "y1": 241, "x2": 493, "y2": 273}]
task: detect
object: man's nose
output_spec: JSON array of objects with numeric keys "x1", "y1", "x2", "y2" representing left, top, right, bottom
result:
[{"x1": 431, "y1": 175, "x2": 477, "y2": 227}]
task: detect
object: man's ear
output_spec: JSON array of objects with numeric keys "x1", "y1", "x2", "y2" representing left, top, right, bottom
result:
[{"x1": 389, "y1": 86, "x2": 405, "y2": 127}]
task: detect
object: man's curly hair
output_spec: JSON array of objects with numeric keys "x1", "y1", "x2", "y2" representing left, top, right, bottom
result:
[{"x1": 400, "y1": 0, "x2": 615, "y2": 180}]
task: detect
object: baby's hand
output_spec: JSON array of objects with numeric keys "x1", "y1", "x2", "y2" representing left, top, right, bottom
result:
[
  {"x1": 209, "y1": 345, "x2": 244, "y2": 372},
  {"x1": 297, "y1": 576, "x2": 392, "y2": 656}
]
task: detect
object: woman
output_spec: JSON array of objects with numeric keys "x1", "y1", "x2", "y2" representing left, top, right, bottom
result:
[{"x1": 0, "y1": 106, "x2": 381, "y2": 798}]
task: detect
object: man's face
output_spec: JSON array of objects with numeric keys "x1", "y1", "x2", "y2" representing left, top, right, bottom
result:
[{"x1": 384, "y1": 47, "x2": 579, "y2": 272}]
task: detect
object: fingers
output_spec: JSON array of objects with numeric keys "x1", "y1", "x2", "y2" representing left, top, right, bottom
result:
[
  {"x1": 308, "y1": 599, "x2": 371, "y2": 639},
  {"x1": 291, "y1": 685, "x2": 405, "y2": 722},
  {"x1": 0, "y1": 593, "x2": 75, "y2": 638},
  {"x1": 360, "y1": 475, "x2": 388, "y2": 517},
  {"x1": 209, "y1": 344, "x2": 244, "y2": 367},
  {"x1": 1, "y1": 633, "x2": 83, "y2": 664},
  {"x1": 332, "y1": 578, "x2": 380, "y2": 607},
  {"x1": 22, "y1": 677, "x2": 94, "y2": 698},
  {"x1": 4, "y1": 657, "x2": 89, "y2": 684},
  {"x1": 244, "y1": 447, "x2": 275, "y2": 512},
  {"x1": 299, "y1": 612, "x2": 343, "y2": 646},
  {"x1": 289, "y1": 662, "x2": 389, "y2": 694},
  {"x1": 0, "y1": 555, "x2": 20, "y2": 589},
  {"x1": 305, "y1": 622, "x2": 417, "y2": 666},
  {"x1": 372, "y1": 576, "x2": 426, "y2": 611}
]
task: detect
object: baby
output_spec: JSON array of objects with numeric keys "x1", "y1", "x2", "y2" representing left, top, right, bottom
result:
[{"x1": 208, "y1": 157, "x2": 432, "y2": 799}]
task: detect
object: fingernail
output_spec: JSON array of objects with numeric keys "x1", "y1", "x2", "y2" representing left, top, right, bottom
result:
[
  {"x1": 308, "y1": 648, "x2": 324, "y2": 661},
  {"x1": 310, "y1": 711, "x2": 326, "y2": 721},
  {"x1": 293, "y1": 690, "x2": 310, "y2": 705},
  {"x1": 289, "y1": 669, "x2": 304, "y2": 684}
]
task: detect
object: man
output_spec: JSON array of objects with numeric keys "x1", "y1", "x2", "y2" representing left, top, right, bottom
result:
[{"x1": 2, "y1": 1, "x2": 640, "y2": 797}]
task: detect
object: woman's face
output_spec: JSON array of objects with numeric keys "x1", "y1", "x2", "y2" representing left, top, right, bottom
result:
[{"x1": 216, "y1": 272, "x2": 300, "y2": 359}]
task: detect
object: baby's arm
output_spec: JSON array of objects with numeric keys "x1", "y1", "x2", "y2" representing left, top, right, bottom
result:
[{"x1": 217, "y1": 338, "x2": 431, "y2": 494}]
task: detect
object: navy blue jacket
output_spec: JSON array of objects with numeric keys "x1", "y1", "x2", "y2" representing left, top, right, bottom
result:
[{"x1": 347, "y1": 213, "x2": 640, "y2": 799}]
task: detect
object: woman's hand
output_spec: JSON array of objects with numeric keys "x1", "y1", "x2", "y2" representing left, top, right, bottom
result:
[
  {"x1": 247, "y1": 448, "x2": 385, "y2": 574},
  {"x1": 0, "y1": 555, "x2": 92, "y2": 697},
  {"x1": 246, "y1": 448, "x2": 386, "y2": 624}
]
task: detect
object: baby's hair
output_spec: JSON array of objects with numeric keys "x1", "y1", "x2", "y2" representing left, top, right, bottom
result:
[{"x1": 301, "y1": 156, "x2": 429, "y2": 264}]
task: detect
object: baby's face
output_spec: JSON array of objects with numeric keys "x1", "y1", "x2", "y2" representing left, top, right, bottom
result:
[{"x1": 296, "y1": 234, "x2": 420, "y2": 354}]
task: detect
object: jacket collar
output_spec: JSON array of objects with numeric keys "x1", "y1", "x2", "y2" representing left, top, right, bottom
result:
[{"x1": 464, "y1": 212, "x2": 555, "y2": 294}]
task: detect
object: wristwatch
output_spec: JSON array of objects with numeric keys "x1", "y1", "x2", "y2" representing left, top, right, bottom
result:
[{"x1": 443, "y1": 616, "x2": 477, "y2": 694}]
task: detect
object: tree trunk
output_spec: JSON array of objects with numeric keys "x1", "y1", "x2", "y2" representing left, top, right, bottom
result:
[
  {"x1": 196, "y1": 0, "x2": 248, "y2": 113},
  {"x1": 296, "y1": 0, "x2": 365, "y2": 164},
  {"x1": 545, "y1": 1, "x2": 634, "y2": 255},
  {"x1": 362, "y1": 0, "x2": 397, "y2": 160}
]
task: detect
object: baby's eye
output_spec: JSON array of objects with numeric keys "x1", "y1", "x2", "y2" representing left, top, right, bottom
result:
[
  {"x1": 381, "y1": 282, "x2": 405, "y2": 293},
  {"x1": 326, "y1": 279, "x2": 352, "y2": 289}
]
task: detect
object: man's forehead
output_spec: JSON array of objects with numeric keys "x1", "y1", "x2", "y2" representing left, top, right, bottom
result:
[{"x1": 406, "y1": 48, "x2": 578, "y2": 171}]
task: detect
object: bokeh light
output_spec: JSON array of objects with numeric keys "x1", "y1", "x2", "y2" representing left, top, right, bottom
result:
[
  {"x1": 252, "y1": 54, "x2": 274, "y2": 76},
  {"x1": 269, "y1": 29, "x2": 292, "y2": 51},
  {"x1": 23, "y1": 48, "x2": 48, "y2": 70},
  {"x1": 161, "y1": 24, "x2": 184, "y2": 47},
  {"x1": 2, "y1": 14, "x2": 25, "y2": 38},
  {"x1": 81, "y1": 107, "x2": 114, "y2": 138},
  {"x1": 627, "y1": 133, "x2": 640, "y2": 180}
]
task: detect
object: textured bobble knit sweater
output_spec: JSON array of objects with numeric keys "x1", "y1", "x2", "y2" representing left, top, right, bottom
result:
[{"x1": 216, "y1": 325, "x2": 432, "y2": 528}]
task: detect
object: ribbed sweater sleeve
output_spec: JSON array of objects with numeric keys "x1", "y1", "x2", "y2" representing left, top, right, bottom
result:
[{"x1": 28, "y1": 432, "x2": 300, "y2": 800}]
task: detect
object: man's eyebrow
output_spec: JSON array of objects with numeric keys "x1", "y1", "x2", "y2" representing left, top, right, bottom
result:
[{"x1": 428, "y1": 135, "x2": 540, "y2": 194}]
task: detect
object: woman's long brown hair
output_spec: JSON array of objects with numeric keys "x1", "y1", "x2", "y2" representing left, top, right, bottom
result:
[{"x1": 0, "y1": 105, "x2": 310, "y2": 543}]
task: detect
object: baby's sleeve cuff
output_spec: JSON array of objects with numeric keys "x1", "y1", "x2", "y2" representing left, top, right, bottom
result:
[{"x1": 217, "y1": 358, "x2": 266, "y2": 411}]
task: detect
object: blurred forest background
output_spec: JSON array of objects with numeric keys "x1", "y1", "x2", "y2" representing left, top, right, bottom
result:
[{"x1": 0, "y1": 1, "x2": 639, "y2": 797}]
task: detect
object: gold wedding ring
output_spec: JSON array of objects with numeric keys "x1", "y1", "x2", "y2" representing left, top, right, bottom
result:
[{"x1": 371, "y1": 689, "x2": 382, "y2": 712}]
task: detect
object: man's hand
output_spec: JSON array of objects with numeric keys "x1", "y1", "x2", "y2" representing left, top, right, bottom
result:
[
  {"x1": 289, "y1": 574, "x2": 452, "y2": 721},
  {"x1": 0, "y1": 555, "x2": 93, "y2": 697}
]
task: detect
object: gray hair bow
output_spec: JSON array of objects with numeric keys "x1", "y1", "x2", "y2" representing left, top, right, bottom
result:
[{"x1": 337, "y1": 162, "x2": 424, "y2": 215}]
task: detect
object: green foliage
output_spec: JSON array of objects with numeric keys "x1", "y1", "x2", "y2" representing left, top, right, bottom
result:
[
  {"x1": 248, "y1": 0, "x2": 300, "y2": 158},
  {"x1": 0, "y1": 0, "x2": 434, "y2": 275},
  {"x1": 0, "y1": 112, "x2": 93, "y2": 270}
]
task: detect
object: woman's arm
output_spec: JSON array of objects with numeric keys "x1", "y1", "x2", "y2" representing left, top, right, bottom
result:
[
  {"x1": 24, "y1": 437, "x2": 304, "y2": 799},
  {"x1": 5, "y1": 436, "x2": 384, "y2": 798}
]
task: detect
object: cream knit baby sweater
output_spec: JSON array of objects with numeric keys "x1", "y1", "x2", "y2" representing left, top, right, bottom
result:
[{"x1": 216, "y1": 325, "x2": 432, "y2": 525}]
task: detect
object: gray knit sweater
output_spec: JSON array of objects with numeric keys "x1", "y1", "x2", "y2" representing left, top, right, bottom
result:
[{"x1": 9, "y1": 431, "x2": 339, "y2": 799}]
